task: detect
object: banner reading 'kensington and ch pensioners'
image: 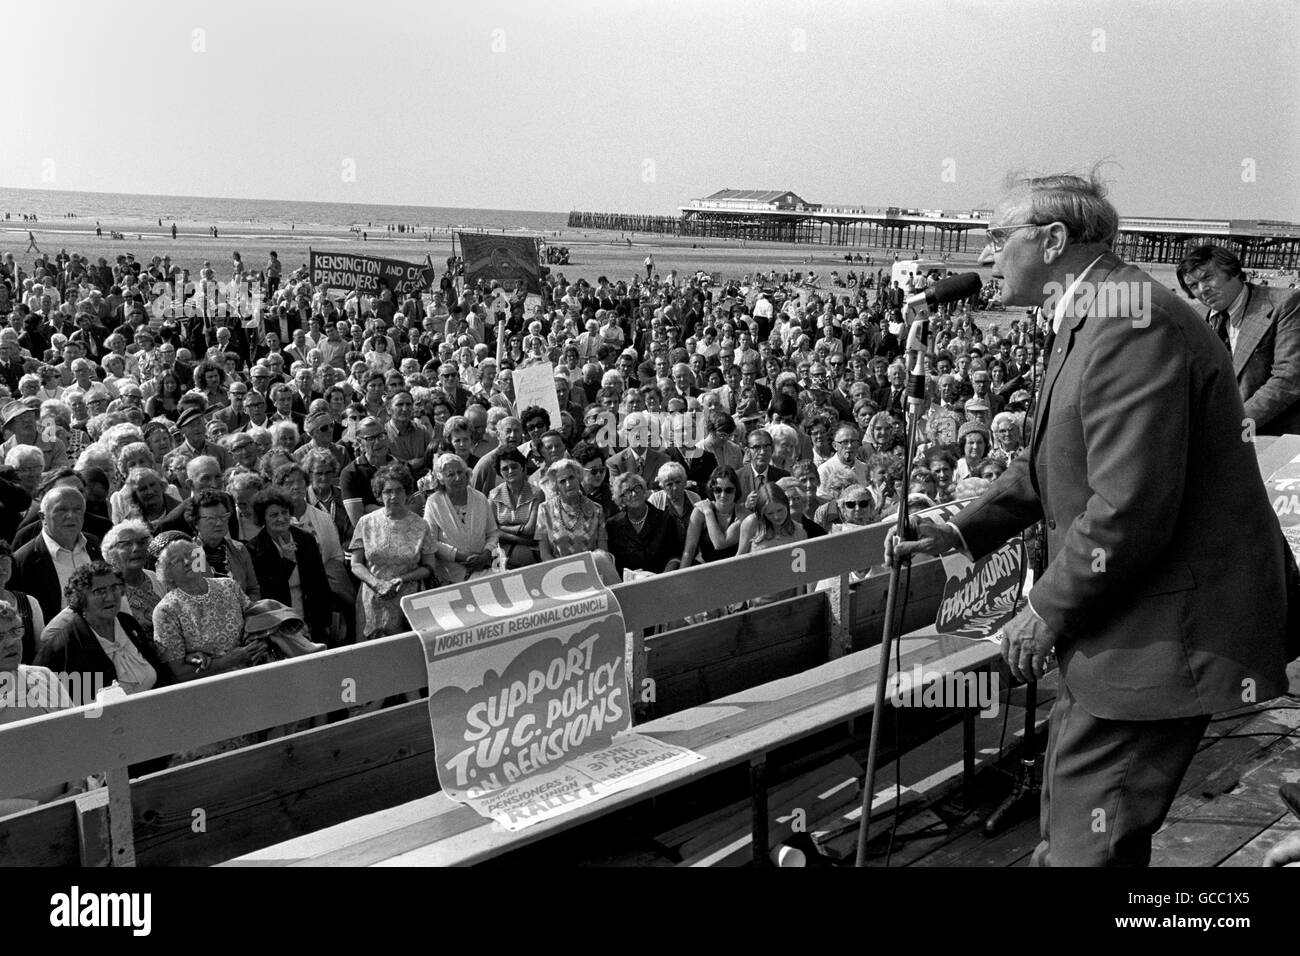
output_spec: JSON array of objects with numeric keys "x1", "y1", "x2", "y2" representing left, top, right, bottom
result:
[
  {"x1": 400, "y1": 555, "x2": 702, "y2": 831},
  {"x1": 309, "y1": 250, "x2": 433, "y2": 296}
]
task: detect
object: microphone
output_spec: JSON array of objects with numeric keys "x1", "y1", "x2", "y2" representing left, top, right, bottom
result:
[{"x1": 905, "y1": 271, "x2": 982, "y2": 313}]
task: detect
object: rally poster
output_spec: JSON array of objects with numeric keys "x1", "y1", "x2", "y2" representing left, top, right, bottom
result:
[
  {"x1": 1265, "y1": 450, "x2": 1300, "y2": 561},
  {"x1": 458, "y1": 232, "x2": 542, "y2": 294},
  {"x1": 400, "y1": 554, "x2": 702, "y2": 831},
  {"x1": 913, "y1": 499, "x2": 1031, "y2": 641},
  {"x1": 309, "y1": 250, "x2": 429, "y2": 296}
]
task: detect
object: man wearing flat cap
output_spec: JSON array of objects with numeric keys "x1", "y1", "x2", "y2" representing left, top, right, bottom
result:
[
  {"x1": 1, "y1": 400, "x2": 68, "y2": 472},
  {"x1": 174, "y1": 405, "x2": 230, "y2": 472}
]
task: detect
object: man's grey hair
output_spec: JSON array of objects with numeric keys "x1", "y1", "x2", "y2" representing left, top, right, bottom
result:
[
  {"x1": 270, "y1": 420, "x2": 299, "y2": 443},
  {"x1": 186, "y1": 455, "x2": 220, "y2": 481},
  {"x1": 40, "y1": 485, "x2": 85, "y2": 514},
  {"x1": 1004, "y1": 168, "x2": 1120, "y2": 247},
  {"x1": 4, "y1": 444, "x2": 44, "y2": 469}
]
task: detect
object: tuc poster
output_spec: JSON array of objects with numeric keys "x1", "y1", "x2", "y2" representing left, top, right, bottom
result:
[{"x1": 400, "y1": 554, "x2": 702, "y2": 831}]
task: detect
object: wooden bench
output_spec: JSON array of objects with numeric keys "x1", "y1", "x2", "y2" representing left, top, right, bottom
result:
[
  {"x1": 0, "y1": 526, "x2": 904, "y2": 865},
  {"x1": 223, "y1": 632, "x2": 1001, "y2": 866}
]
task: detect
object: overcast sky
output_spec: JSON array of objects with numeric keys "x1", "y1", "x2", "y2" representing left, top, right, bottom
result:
[{"x1": 3, "y1": 0, "x2": 1296, "y2": 220}]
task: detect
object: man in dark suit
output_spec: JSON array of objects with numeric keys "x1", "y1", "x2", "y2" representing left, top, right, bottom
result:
[
  {"x1": 895, "y1": 173, "x2": 1290, "y2": 867},
  {"x1": 606, "y1": 413, "x2": 672, "y2": 491},
  {"x1": 436, "y1": 363, "x2": 474, "y2": 416},
  {"x1": 736, "y1": 427, "x2": 789, "y2": 506},
  {"x1": 11, "y1": 486, "x2": 103, "y2": 629},
  {"x1": 1176, "y1": 244, "x2": 1300, "y2": 437}
]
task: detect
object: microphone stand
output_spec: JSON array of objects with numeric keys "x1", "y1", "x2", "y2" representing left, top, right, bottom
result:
[{"x1": 855, "y1": 309, "x2": 929, "y2": 867}]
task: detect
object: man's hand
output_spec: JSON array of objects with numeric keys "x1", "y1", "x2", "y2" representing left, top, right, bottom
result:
[
  {"x1": 998, "y1": 607, "x2": 1058, "y2": 682},
  {"x1": 1262, "y1": 830, "x2": 1300, "y2": 867},
  {"x1": 885, "y1": 517, "x2": 963, "y2": 563}
]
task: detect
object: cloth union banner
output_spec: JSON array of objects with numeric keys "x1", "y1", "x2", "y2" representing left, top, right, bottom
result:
[{"x1": 458, "y1": 233, "x2": 542, "y2": 294}]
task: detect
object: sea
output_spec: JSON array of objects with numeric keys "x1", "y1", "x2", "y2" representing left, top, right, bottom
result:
[{"x1": 0, "y1": 186, "x2": 569, "y2": 234}]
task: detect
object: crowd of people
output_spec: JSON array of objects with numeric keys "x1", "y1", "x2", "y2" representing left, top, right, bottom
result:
[{"x1": 0, "y1": 241, "x2": 1054, "y2": 793}]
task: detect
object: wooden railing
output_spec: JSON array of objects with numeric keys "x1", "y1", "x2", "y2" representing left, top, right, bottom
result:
[{"x1": 0, "y1": 523, "x2": 901, "y2": 864}]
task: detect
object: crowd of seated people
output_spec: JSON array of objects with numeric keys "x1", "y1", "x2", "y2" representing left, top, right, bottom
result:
[{"x1": 0, "y1": 246, "x2": 1061, "y2": 801}]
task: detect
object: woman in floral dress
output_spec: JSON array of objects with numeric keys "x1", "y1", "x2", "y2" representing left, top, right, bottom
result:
[{"x1": 349, "y1": 463, "x2": 439, "y2": 640}]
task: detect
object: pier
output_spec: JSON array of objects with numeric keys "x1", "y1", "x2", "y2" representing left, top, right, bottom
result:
[{"x1": 568, "y1": 187, "x2": 1300, "y2": 268}]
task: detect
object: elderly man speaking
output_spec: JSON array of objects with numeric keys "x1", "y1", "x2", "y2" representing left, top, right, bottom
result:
[{"x1": 893, "y1": 171, "x2": 1290, "y2": 866}]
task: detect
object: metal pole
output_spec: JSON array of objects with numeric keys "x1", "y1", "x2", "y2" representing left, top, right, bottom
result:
[
  {"x1": 853, "y1": 407, "x2": 919, "y2": 866},
  {"x1": 855, "y1": 314, "x2": 929, "y2": 866}
]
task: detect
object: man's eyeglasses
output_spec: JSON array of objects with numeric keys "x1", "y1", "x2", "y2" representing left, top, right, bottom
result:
[{"x1": 984, "y1": 222, "x2": 1044, "y2": 252}]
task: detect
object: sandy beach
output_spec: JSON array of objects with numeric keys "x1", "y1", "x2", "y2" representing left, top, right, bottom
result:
[{"x1": 1, "y1": 217, "x2": 1197, "y2": 299}]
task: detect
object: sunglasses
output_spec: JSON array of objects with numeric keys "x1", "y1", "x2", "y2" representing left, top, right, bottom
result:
[
  {"x1": 711, "y1": 485, "x2": 737, "y2": 495},
  {"x1": 842, "y1": 499, "x2": 873, "y2": 509}
]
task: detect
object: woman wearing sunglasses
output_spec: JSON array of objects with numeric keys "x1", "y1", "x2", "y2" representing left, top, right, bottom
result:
[{"x1": 680, "y1": 465, "x2": 749, "y2": 567}]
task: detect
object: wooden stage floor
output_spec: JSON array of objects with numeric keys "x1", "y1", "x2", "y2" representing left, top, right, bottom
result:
[{"x1": 483, "y1": 663, "x2": 1300, "y2": 868}]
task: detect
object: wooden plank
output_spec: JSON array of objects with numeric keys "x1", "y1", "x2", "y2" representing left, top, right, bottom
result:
[
  {"x1": 654, "y1": 755, "x2": 861, "y2": 855},
  {"x1": 1218, "y1": 817, "x2": 1299, "y2": 868},
  {"x1": 614, "y1": 525, "x2": 885, "y2": 631},
  {"x1": 645, "y1": 593, "x2": 826, "y2": 677},
  {"x1": 105, "y1": 767, "x2": 135, "y2": 867},
  {"x1": 0, "y1": 795, "x2": 81, "y2": 867},
  {"x1": 1153, "y1": 735, "x2": 1300, "y2": 867},
  {"x1": 244, "y1": 636, "x2": 1000, "y2": 867},
  {"x1": 1153, "y1": 794, "x2": 1283, "y2": 867},
  {"x1": 133, "y1": 700, "x2": 438, "y2": 867},
  {"x1": 675, "y1": 757, "x2": 862, "y2": 861},
  {"x1": 648, "y1": 636, "x2": 826, "y2": 718},
  {"x1": 851, "y1": 561, "x2": 948, "y2": 652},
  {"x1": 74, "y1": 789, "x2": 111, "y2": 867}
]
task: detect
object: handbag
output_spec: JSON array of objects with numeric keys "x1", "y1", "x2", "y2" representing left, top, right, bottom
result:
[{"x1": 266, "y1": 626, "x2": 327, "y2": 660}]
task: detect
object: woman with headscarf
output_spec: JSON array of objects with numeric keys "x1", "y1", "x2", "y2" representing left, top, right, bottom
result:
[{"x1": 953, "y1": 421, "x2": 993, "y2": 482}]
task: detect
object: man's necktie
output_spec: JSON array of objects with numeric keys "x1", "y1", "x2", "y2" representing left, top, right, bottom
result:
[{"x1": 1212, "y1": 311, "x2": 1231, "y2": 351}]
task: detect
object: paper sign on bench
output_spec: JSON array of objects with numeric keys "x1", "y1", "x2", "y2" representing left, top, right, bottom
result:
[{"x1": 401, "y1": 554, "x2": 702, "y2": 831}]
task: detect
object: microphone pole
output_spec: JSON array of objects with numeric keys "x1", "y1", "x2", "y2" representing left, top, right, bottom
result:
[{"x1": 854, "y1": 304, "x2": 931, "y2": 867}]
